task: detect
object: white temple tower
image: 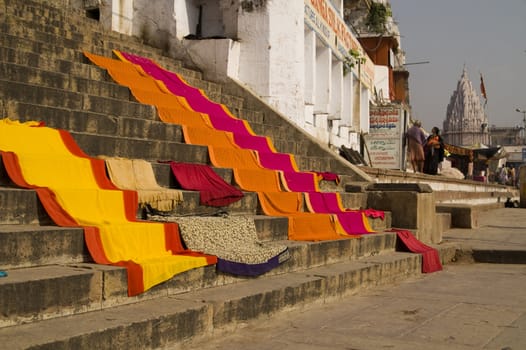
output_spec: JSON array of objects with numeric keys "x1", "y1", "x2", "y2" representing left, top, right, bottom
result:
[{"x1": 443, "y1": 67, "x2": 490, "y2": 147}]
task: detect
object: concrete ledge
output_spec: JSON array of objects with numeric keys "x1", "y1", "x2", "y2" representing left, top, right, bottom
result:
[
  {"x1": 436, "y1": 202, "x2": 504, "y2": 228},
  {"x1": 435, "y1": 212, "x2": 452, "y2": 235},
  {"x1": 367, "y1": 183, "x2": 433, "y2": 193},
  {"x1": 0, "y1": 252, "x2": 421, "y2": 349},
  {"x1": 472, "y1": 250, "x2": 526, "y2": 264}
]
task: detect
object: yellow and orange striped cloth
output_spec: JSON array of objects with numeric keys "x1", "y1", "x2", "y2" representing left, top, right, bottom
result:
[{"x1": 0, "y1": 118, "x2": 216, "y2": 296}]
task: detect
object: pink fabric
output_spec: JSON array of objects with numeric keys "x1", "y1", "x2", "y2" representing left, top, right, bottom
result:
[
  {"x1": 306, "y1": 192, "x2": 344, "y2": 213},
  {"x1": 315, "y1": 171, "x2": 340, "y2": 184},
  {"x1": 257, "y1": 152, "x2": 297, "y2": 173},
  {"x1": 232, "y1": 133, "x2": 275, "y2": 154},
  {"x1": 306, "y1": 192, "x2": 373, "y2": 234},
  {"x1": 280, "y1": 171, "x2": 319, "y2": 192},
  {"x1": 119, "y1": 51, "x2": 340, "y2": 194},
  {"x1": 391, "y1": 229, "x2": 443, "y2": 273},
  {"x1": 119, "y1": 51, "x2": 253, "y2": 136},
  {"x1": 168, "y1": 161, "x2": 244, "y2": 207}
]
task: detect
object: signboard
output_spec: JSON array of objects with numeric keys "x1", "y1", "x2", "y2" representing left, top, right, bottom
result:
[
  {"x1": 304, "y1": 0, "x2": 374, "y2": 87},
  {"x1": 365, "y1": 106, "x2": 403, "y2": 169}
]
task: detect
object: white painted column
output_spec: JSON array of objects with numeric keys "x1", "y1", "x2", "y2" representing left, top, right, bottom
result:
[
  {"x1": 304, "y1": 28, "x2": 316, "y2": 126},
  {"x1": 360, "y1": 84, "x2": 370, "y2": 132},
  {"x1": 329, "y1": 57, "x2": 342, "y2": 121},
  {"x1": 314, "y1": 39, "x2": 330, "y2": 115},
  {"x1": 341, "y1": 72, "x2": 353, "y2": 127},
  {"x1": 112, "y1": 0, "x2": 134, "y2": 35}
]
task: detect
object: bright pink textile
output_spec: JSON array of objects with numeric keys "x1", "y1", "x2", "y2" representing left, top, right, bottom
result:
[
  {"x1": 391, "y1": 229, "x2": 443, "y2": 273},
  {"x1": 305, "y1": 192, "x2": 373, "y2": 234},
  {"x1": 232, "y1": 133, "x2": 276, "y2": 154},
  {"x1": 315, "y1": 171, "x2": 340, "y2": 184},
  {"x1": 168, "y1": 161, "x2": 244, "y2": 207},
  {"x1": 118, "y1": 51, "x2": 254, "y2": 136},
  {"x1": 280, "y1": 171, "x2": 319, "y2": 192},
  {"x1": 305, "y1": 192, "x2": 344, "y2": 213},
  {"x1": 118, "y1": 51, "x2": 336, "y2": 195}
]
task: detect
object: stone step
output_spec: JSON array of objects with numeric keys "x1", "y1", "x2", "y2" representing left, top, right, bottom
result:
[
  {"x1": 0, "y1": 251, "x2": 428, "y2": 349},
  {"x1": 0, "y1": 45, "x2": 106, "y2": 80},
  {"x1": 0, "y1": 23, "x2": 233, "y2": 106},
  {"x1": 7, "y1": 101, "x2": 184, "y2": 143},
  {"x1": 1, "y1": 0, "x2": 364, "y2": 179},
  {"x1": 0, "y1": 232, "x2": 400, "y2": 327},
  {"x1": 0, "y1": 24, "x2": 348, "y2": 176},
  {"x1": 0, "y1": 1, "x2": 188, "y2": 75},
  {"x1": 0, "y1": 188, "x2": 48, "y2": 225},
  {"x1": 0, "y1": 38, "x2": 244, "y2": 119},
  {"x1": 436, "y1": 202, "x2": 505, "y2": 229},
  {"x1": 434, "y1": 189, "x2": 515, "y2": 204},
  {"x1": 0, "y1": 184, "x2": 258, "y2": 225},
  {"x1": 0, "y1": 60, "x2": 132, "y2": 100},
  {"x1": 0, "y1": 224, "x2": 87, "y2": 269},
  {"x1": 0, "y1": 79, "x2": 158, "y2": 120},
  {"x1": 69, "y1": 131, "x2": 209, "y2": 163}
]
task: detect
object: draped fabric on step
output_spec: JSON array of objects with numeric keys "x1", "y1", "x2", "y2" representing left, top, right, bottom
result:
[
  {"x1": 0, "y1": 119, "x2": 216, "y2": 296},
  {"x1": 104, "y1": 157, "x2": 183, "y2": 212},
  {"x1": 257, "y1": 192, "x2": 345, "y2": 240},
  {"x1": 85, "y1": 51, "x2": 376, "y2": 240},
  {"x1": 114, "y1": 50, "x2": 335, "y2": 180},
  {"x1": 304, "y1": 192, "x2": 377, "y2": 234},
  {"x1": 390, "y1": 228, "x2": 443, "y2": 273},
  {"x1": 148, "y1": 215, "x2": 290, "y2": 276},
  {"x1": 168, "y1": 161, "x2": 244, "y2": 207},
  {"x1": 114, "y1": 50, "x2": 257, "y2": 136}
]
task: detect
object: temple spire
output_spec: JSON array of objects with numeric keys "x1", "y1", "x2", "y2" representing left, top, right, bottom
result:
[{"x1": 442, "y1": 66, "x2": 490, "y2": 147}]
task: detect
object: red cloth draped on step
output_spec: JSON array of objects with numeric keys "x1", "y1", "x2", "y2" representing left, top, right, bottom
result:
[
  {"x1": 168, "y1": 161, "x2": 244, "y2": 207},
  {"x1": 391, "y1": 228, "x2": 443, "y2": 273}
]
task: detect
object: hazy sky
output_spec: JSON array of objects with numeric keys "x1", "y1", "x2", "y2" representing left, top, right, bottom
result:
[{"x1": 390, "y1": 0, "x2": 526, "y2": 130}]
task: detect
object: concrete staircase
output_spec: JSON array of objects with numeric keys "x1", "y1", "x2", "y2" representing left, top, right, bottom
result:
[{"x1": 0, "y1": 0, "x2": 480, "y2": 348}]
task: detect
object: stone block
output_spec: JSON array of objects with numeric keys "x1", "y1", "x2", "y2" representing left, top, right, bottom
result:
[{"x1": 366, "y1": 190, "x2": 439, "y2": 244}]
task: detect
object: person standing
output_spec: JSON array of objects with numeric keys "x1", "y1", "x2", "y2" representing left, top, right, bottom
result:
[
  {"x1": 423, "y1": 127, "x2": 445, "y2": 175},
  {"x1": 405, "y1": 120, "x2": 426, "y2": 173}
]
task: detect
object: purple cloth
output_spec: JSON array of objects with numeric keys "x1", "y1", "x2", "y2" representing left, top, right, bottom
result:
[{"x1": 216, "y1": 249, "x2": 290, "y2": 276}]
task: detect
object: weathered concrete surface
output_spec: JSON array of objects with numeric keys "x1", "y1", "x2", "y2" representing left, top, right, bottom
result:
[
  {"x1": 183, "y1": 263, "x2": 526, "y2": 350},
  {"x1": 181, "y1": 207, "x2": 526, "y2": 350}
]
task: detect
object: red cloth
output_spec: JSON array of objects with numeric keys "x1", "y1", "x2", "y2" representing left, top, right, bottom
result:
[
  {"x1": 315, "y1": 171, "x2": 340, "y2": 184},
  {"x1": 168, "y1": 161, "x2": 244, "y2": 207},
  {"x1": 391, "y1": 229, "x2": 443, "y2": 273},
  {"x1": 363, "y1": 208, "x2": 385, "y2": 220}
]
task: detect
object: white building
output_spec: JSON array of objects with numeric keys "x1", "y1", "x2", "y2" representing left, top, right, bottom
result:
[{"x1": 77, "y1": 0, "x2": 408, "y2": 154}]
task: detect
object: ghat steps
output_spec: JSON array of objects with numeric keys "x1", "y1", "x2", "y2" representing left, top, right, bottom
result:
[{"x1": 0, "y1": 0, "x2": 488, "y2": 348}]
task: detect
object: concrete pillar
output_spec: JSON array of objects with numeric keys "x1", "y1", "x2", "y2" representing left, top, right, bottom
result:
[{"x1": 366, "y1": 183, "x2": 440, "y2": 244}]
